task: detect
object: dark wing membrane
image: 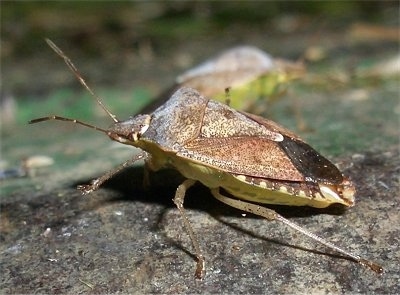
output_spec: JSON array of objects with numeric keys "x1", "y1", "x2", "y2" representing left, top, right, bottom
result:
[
  {"x1": 243, "y1": 111, "x2": 343, "y2": 184},
  {"x1": 179, "y1": 136, "x2": 304, "y2": 181},
  {"x1": 278, "y1": 135, "x2": 343, "y2": 184}
]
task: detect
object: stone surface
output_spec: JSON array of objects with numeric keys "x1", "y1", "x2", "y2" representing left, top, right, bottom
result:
[{"x1": 1, "y1": 149, "x2": 399, "y2": 293}]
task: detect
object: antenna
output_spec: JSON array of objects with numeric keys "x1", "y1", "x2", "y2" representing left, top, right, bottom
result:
[
  {"x1": 44, "y1": 38, "x2": 119, "y2": 123},
  {"x1": 29, "y1": 116, "x2": 109, "y2": 134}
]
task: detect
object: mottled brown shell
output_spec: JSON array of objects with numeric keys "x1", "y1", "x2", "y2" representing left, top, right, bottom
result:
[{"x1": 141, "y1": 87, "x2": 343, "y2": 185}]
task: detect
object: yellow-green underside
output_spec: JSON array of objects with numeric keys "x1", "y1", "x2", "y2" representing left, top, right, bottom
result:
[{"x1": 143, "y1": 141, "x2": 340, "y2": 209}]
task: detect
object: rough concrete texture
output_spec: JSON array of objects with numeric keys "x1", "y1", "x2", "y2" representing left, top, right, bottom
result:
[{"x1": 1, "y1": 148, "x2": 399, "y2": 293}]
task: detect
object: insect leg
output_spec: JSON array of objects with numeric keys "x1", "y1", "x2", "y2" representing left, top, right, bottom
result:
[
  {"x1": 142, "y1": 161, "x2": 152, "y2": 189},
  {"x1": 172, "y1": 179, "x2": 206, "y2": 280},
  {"x1": 210, "y1": 188, "x2": 383, "y2": 274},
  {"x1": 77, "y1": 152, "x2": 147, "y2": 194}
]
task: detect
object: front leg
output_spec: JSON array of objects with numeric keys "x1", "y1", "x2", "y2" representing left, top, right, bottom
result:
[
  {"x1": 77, "y1": 152, "x2": 146, "y2": 194},
  {"x1": 173, "y1": 179, "x2": 206, "y2": 280}
]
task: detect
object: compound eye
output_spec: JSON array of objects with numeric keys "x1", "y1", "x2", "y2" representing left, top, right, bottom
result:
[{"x1": 139, "y1": 123, "x2": 149, "y2": 135}]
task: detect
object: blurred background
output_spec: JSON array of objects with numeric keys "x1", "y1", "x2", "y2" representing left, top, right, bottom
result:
[
  {"x1": 2, "y1": 1, "x2": 399, "y2": 121},
  {"x1": 1, "y1": 0, "x2": 399, "y2": 187},
  {"x1": 0, "y1": 1, "x2": 400, "y2": 186}
]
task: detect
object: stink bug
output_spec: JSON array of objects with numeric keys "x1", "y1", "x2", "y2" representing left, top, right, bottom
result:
[{"x1": 30, "y1": 39, "x2": 383, "y2": 279}]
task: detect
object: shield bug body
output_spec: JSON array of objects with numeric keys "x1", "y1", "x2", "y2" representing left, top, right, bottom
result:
[{"x1": 30, "y1": 40, "x2": 382, "y2": 279}]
